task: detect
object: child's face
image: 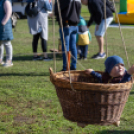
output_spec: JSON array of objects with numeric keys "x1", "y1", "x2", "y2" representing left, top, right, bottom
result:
[{"x1": 110, "y1": 64, "x2": 125, "y2": 77}]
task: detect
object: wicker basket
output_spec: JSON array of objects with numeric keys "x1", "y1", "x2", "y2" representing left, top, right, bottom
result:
[{"x1": 49, "y1": 68, "x2": 133, "y2": 126}]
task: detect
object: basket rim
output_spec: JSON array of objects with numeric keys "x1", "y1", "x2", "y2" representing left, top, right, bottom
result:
[
  {"x1": 50, "y1": 69, "x2": 133, "y2": 91},
  {"x1": 54, "y1": 70, "x2": 133, "y2": 85}
]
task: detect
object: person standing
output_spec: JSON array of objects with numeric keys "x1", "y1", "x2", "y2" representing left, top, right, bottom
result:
[
  {"x1": 27, "y1": 0, "x2": 52, "y2": 61},
  {"x1": 81, "y1": 0, "x2": 113, "y2": 59},
  {"x1": 0, "y1": 0, "x2": 13, "y2": 67},
  {"x1": 54, "y1": 0, "x2": 81, "y2": 71}
]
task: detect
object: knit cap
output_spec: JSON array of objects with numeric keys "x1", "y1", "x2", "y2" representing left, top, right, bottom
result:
[{"x1": 105, "y1": 55, "x2": 124, "y2": 74}]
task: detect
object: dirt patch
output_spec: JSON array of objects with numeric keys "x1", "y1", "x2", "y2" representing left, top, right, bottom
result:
[{"x1": 13, "y1": 115, "x2": 36, "y2": 124}]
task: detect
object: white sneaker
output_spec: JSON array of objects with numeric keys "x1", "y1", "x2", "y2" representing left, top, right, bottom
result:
[{"x1": 3, "y1": 62, "x2": 13, "y2": 67}]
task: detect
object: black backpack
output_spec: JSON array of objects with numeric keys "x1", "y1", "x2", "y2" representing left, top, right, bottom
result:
[
  {"x1": 55, "y1": 0, "x2": 81, "y2": 25},
  {"x1": 25, "y1": 2, "x2": 39, "y2": 18},
  {"x1": 102, "y1": 0, "x2": 115, "y2": 13}
]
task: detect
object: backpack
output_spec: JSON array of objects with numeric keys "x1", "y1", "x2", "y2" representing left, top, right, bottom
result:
[
  {"x1": 77, "y1": 32, "x2": 90, "y2": 45},
  {"x1": 67, "y1": 0, "x2": 81, "y2": 25},
  {"x1": 11, "y1": 12, "x2": 19, "y2": 28},
  {"x1": 101, "y1": 0, "x2": 115, "y2": 13},
  {"x1": 25, "y1": 2, "x2": 39, "y2": 18},
  {"x1": 77, "y1": 26, "x2": 91, "y2": 45},
  {"x1": 55, "y1": 0, "x2": 81, "y2": 25}
]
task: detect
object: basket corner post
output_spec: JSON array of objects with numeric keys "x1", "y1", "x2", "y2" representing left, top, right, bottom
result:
[{"x1": 49, "y1": 67, "x2": 53, "y2": 75}]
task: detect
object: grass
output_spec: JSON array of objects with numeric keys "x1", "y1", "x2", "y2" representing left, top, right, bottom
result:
[{"x1": 0, "y1": 2, "x2": 134, "y2": 133}]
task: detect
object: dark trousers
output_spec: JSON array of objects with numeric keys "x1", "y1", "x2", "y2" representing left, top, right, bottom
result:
[
  {"x1": 32, "y1": 33, "x2": 47, "y2": 53},
  {"x1": 79, "y1": 45, "x2": 88, "y2": 58}
]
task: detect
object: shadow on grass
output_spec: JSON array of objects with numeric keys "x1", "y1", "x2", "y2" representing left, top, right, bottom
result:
[
  {"x1": 98, "y1": 130, "x2": 134, "y2": 134},
  {"x1": 13, "y1": 54, "x2": 62, "y2": 61},
  {"x1": 0, "y1": 72, "x2": 50, "y2": 77},
  {"x1": 13, "y1": 55, "x2": 33, "y2": 61},
  {"x1": 130, "y1": 91, "x2": 134, "y2": 95}
]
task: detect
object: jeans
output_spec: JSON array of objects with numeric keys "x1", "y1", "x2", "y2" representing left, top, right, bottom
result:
[
  {"x1": 60, "y1": 26, "x2": 78, "y2": 70},
  {"x1": 0, "y1": 40, "x2": 13, "y2": 61},
  {"x1": 79, "y1": 45, "x2": 88, "y2": 58}
]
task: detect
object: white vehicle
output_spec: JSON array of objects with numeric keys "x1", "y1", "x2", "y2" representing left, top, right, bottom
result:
[
  {"x1": 12, "y1": 0, "x2": 52, "y2": 18},
  {"x1": 12, "y1": 0, "x2": 27, "y2": 18}
]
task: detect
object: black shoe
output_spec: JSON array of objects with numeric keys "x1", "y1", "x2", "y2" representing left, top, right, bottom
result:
[
  {"x1": 91, "y1": 53, "x2": 99, "y2": 59},
  {"x1": 33, "y1": 56, "x2": 42, "y2": 60},
  {"x1": 70, "y1": 67, "x2": 76, "y2": 70},
  {"x1": 61, "y1": 69, "x2": 66, "y2": 71},
  {"x1": 78, "y1": 57, "x2": 83, "y2": 60},
  {"x1": 91, "y1": 53, "x2": 106, "y2": 59},
  {"x1": 43, "y1": 57, "x2": 52, "y2": 61}
]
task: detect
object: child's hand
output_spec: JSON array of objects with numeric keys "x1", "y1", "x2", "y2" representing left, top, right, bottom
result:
[
  {"x1": 84, "y1": 69, "x2": 94, "y2": 75},
  {"x1": 127, "y1": 65, "x2": 134, "y2": 75}
]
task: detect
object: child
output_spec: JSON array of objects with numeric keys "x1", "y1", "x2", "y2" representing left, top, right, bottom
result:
[
  {"x1": 85, "y1": 55, "x2": 133, "y2": 83},
  {"x1": 77, "y1": 55, "x2": 133, "y2": 128},
  {"x1": 76, "y1": 16, "x2": 92, "y2": 60}
]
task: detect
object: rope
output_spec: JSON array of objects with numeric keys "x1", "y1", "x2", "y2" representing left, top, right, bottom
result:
[
  {"x1": 52, "y1": 0, "x2": 56, "y2": 73},
  {"x1": 54, "y1": 0, "x2": 133, "y2": 91},
  {"x1": 112, "y1": 0, "x2": 130, "y2": 68},
  {"x1": 103, "y1": 0, "x2": 108, "y2": 58},
  {"x1": 112, "y1": 0, "x2": 133, "y2": 89},
  {"x1": 56, "y1": 0, "x2": 75, "y2": 91}
]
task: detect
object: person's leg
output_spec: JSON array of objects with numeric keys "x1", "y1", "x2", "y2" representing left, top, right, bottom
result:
[
  {"x1": 77, "y1": 45, "x2": 81, "y2": 58},
  {"x1": 41, "y1": 37, "x2": 51, "y2": 61},
  {"x1": 79, "y1": 46, "x2": 84, "y2": 59},
  {"x1": 69, "y1": 26, "x2": 78, "y2": 70},
  {"x1": 3, "y1": 41, "x2": 13, "y2": 67},
  {"x1": 95, "y1": 17, "x2": 113, "y2": 54},
  {"x1": 41, "y1": 37, "x2": 47, "y2": 57},
  {"x1": 95, "y1": 35, "x2": 104, "y2": 54},
  {"x1": 60, "y1": 27, "x2": 70, "y2": 71},
  {"x1": 83, "y1": 45, "x2": 88, "y2": 59},
  {"x1": 32, "y1": 33, "x2": 40, "y2": 59},
  {"x1": 92, "y1": 17, "x2": 113, "y2": 59},
  {"x1": 0, "y1": 41, "x2": 4, "y2": 64}
]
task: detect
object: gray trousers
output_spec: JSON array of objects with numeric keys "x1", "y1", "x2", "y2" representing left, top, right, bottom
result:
[{"x1": 0, "y1": 41, "x2": 13, "y2": 61}]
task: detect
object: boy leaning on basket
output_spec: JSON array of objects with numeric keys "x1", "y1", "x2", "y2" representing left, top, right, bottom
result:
[
  {"x1": 77, "y1": 55, "x2": 133, "y2": 128},
  {"x1": 85, "y1": 55, "x2": 133, "y2": 83}
]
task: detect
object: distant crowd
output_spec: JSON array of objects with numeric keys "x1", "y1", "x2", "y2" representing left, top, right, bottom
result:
[{"x1": 0, "y1": 0, "x2": 114, "y2": 69}]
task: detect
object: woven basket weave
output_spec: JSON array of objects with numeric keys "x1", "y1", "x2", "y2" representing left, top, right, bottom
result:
[{"x1": 49, "y1": 68, "x2": 133, "y2": 126}]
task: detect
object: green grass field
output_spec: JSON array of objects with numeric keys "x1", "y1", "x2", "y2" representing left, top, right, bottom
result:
[{"x1": 0, "y1": 3, "x2": 134, "y2": 134}]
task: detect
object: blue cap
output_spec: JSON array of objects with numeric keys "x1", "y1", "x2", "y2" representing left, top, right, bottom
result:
[{"x1": 105, "y1": 55, "x2": 124, "y2": 74}]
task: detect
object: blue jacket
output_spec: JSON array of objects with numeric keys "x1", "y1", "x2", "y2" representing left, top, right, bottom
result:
[
  {"x1": 0, "y1": 0, "x2": 13, "y2": 41},
  {"x1": 90, "y1": 71, "x2": 131, "y2": 83}
]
